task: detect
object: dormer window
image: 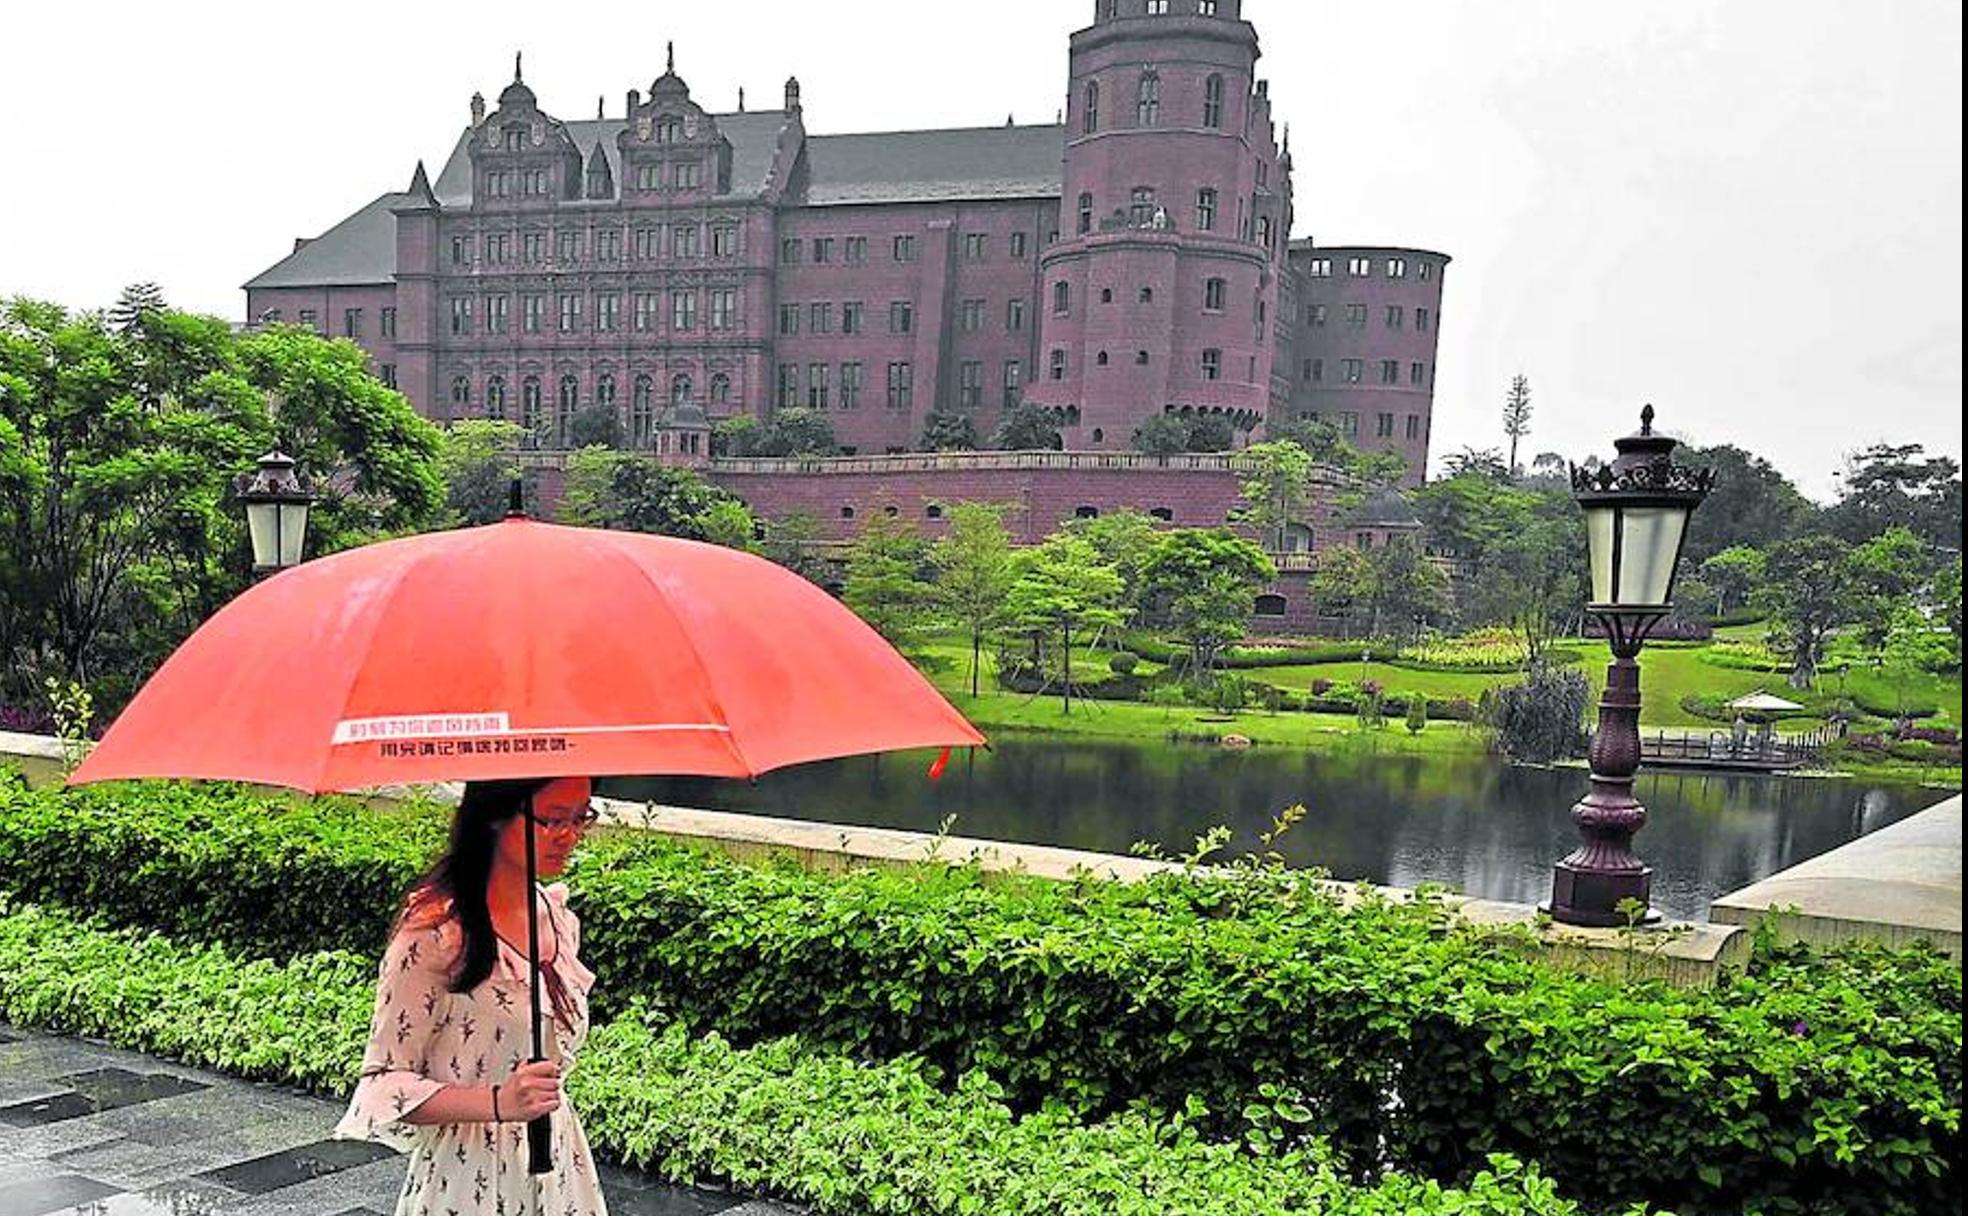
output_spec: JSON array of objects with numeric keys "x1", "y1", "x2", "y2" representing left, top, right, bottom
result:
[
  {"x1": 502, "y1": 126, "x2": 524, "y2": 151},
  {"x1": 655, "y1": 116, "x2": 682, "y2": 143}
]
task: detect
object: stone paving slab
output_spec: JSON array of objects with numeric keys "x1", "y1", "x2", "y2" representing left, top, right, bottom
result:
[{"x1": 0, "y1": 1025, "x2": 804, "y2": 1216}]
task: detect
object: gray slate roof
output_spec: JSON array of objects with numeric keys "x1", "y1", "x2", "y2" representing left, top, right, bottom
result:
[
  {"x1": 242, "y1": 192, "x2": 413, "y2": 290},
  {"x1": 1339, "y1": 485, "x2": 1423, "y2": 529},
  {"x1": 246, "y1": 117, "x2": 1066, "y2": 291}
]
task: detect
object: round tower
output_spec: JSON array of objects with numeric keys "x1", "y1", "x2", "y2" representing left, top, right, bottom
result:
[{"x1": 1029, "y1": 0, "x2": 1285, "y2": 450}]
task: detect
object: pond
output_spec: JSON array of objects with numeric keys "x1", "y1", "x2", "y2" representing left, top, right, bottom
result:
[{"x1": 599, "y1": 736, "x2": 1947, "y2": 920}]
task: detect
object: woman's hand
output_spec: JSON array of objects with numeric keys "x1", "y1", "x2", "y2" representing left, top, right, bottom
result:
[{"x1": 499, "y1": 1059, "x2": 562, "y2": 1121}]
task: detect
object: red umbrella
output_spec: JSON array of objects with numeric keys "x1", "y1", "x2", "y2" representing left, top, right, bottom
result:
[{"x1": 70, "y1": 512, "x2": 985, "y2": 1170}]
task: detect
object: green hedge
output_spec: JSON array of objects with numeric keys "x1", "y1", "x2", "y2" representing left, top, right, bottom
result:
[
  {"x1": 0, "y1": 900, "x2": 1614, "y2": 1216},
  {"x1": 1125, "y1": 636, "x2": 1396, "y2": 669},
  {"x1": 1, "y1": 774, "x2": 1959, "y2": 1216}
]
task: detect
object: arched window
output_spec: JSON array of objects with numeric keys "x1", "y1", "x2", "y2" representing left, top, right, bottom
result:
[
  {"x1": 1074, "y1": 505, "x2": 1100, "y2": 519},
  {"x1": 485, "y1": 376, "x2": 507, "y2": 422},
  {"x1": 1136, "y1": 71, "x2": 1161, "y2": 126},
  {"x1": 1129, "y1": 187, "x2": 1156, "y2": 227},
  {"x1": 521, "y1": 377, "x2": 543, "y2": 440},
  {"x1": 1096, "y1": 351, "x2": 1110, "y2": 367},
  {"x1": 1049, "y1": 349, "x2": 1068, "y2": 380},
  {"x1": 709, "y1": 372, "x2": 731, "y2": 405},
  {"x1": 1148, "y1": 507, "x2": 1174, "y2": 522},
  {"x1": 1203, "y1": 74, "x2": 1225, "y2": 128},
  {"x1": 1053, "y1": 281, "x2": 1070, "y2": 315},
  {"x1": 1254, "y1": 594, "x2": 1288, "y2": 619},
  {"x1": 556, "y1": 374, "x2": 579, "y2": 446},
  {"x1": 595, "y1": 373, "x2": 617, "y2": 407},
  {"x1": 670, "y1": 373, "x2": 693, "y2": 404},
  {"x1": 450, "y1": 376, "x2": 471, "y2": 409},
  {"x1": 632, "y1": 375, "x2": 655, "y2": 446},
  {"x1": 655, "y1": 116, "x2": 681, "y2": 144},
  {"x1": 1082, "y1": 81, "x2": 1099, "y2": 135},
  {"x1": 1077, "y1": 192, "x2": 1093, "y2": 235}
]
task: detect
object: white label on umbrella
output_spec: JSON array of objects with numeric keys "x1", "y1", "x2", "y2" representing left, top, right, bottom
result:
[{"x1": 332, "y1": 713, "x2": 513, "y2": 744}]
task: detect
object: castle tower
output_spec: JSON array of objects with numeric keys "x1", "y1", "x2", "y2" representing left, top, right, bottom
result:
[{"x1": 1029, "y1": 0, "x2": 1286, "y2": 449}]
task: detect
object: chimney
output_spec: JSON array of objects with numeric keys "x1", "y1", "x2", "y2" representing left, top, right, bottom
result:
[
  {"x1": 627, "y1": 88, "x2": 641, "y2": 114},
  {"x1": 784, "y1": 76, "x2": 801, "y2": 112},
  {"x1": 738, "y1": 86, "x2": 746, "y2": 112},
  {"x1": 470, "y1": 91, "x2": 486, "y2": 127}
]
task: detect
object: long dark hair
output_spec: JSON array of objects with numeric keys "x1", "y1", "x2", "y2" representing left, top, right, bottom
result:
[{"x1": 398, "y1": 777, "x2": 552, "y2": 994}]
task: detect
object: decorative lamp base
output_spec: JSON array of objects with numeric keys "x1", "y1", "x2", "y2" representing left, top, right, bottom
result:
[{"x1": 1546, "y1": 861, "x2": 1661, "y2": 928}]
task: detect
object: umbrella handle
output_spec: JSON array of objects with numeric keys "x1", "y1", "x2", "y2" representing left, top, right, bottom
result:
[
  {"x1": 527, "y1": 1101, "x2": 553, "y2": 1175},
  {"x1": 523, "y1": 801, "x2": 555, "y2": 1176}
]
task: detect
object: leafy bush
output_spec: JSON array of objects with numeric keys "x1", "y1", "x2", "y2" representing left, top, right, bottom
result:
[
  {"x1": 1485, "y1": 668, "x2": 1590, "y2": 763},
  {"x1": 0, "y1": 900, "x2": 1615, "y2": 1216},
  {"x1": 1126, "y1": 635, "x2": 1397, "y2": 669},
  {"x1": 1398, "y1": 630, "x2": 1531, "y2": 672},
  {"x1": 1588, "y1": 617, "x2": 1714, "y2": 642},
  {"x1": 1107, "y1": 651, "x2": 1140, "y2": 676},
  {"x1": 1406, "y1": 696, "x2": 1429, "y2": 735},
  {"x1": 2, "y1": 776, "x2": 1959, "y2": 1216}
]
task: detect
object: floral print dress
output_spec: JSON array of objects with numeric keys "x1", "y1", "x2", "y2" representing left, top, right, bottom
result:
[{"x1": 336, "y1": 882, "x2": 607, "y2": 1216}]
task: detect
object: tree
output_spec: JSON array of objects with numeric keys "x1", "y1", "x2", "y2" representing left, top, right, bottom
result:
[
  {"x1": 1131, "y1": 413, "x2": 1191, "y2": 455},
  {"x1": 556, "y1": 450, "x2": 746, "y2": 540},
  {"x1": 567, "y1": 402, "x2": 623, "y2": 449},
  {"x1": 755, "y1": 408, "x2": 837, "y2": 457},
  {"x1": 842, "y1": 513, "x2": 937, "y2": 651},
  {"x1": 1935, "y1": 559, "x2": 1963, "y2": 672},
  {"x1": 1754, "y1": 534, "x2": 1853, "y2": 689},
  {"x1": 1003, "y1": 534, "x2": 1128, "y2": 714},
  {"x1": 1467, "y1": 511, "x2": 1584, "y2": 667},
  {"x1": 1501, "y1": 374, "x2": 1532, "y2": 477},
  {"x1": 1235, "y1": 440, "x2": 1313, "y2": 552},
  {"x1": 920, "y1": 410, "x2": 980, "y2": 453},
  {"x1": 0, "y1": 296, "x2": 445, "y2": 699},
  {"x1": 992, "y1": 402, "x2": 1062, "y2": 451},
  {"x1": 107, "y1": 283, "x2": 168, "y2": 336},
  {"x1": 1844, "y1": 526, "x2": 1931, "y2": 654},
  {"x1": 1879, "y1": 604, "x2": 1952, "y2": 721},
  {"x1": 1065, "y1": 508, "x2": 1162, "y2": 616},
  {"x1": 1698, "y1": 546, "x2": 1767, "y2": 618},
  {"x1": 931, "y1": 503, "x2": 1016, "y2": 696},
  {"x1": 696, "y1": 498, "x2": 759, "y2": 552},
  {"x1": 759, "y1": 511, "x2": 830, "y2": 585},
  {"x1": 1268, "y1": 416, "x2": 1406, "y2": 486},
  {"x1": 1138, "y1": 529, "x2": 1275, "y2": 674},
  {"x1": 1441, "y1": 447, "x2": 1510, "y2": 481},
  {"x1": 1676, "y1": 443, "x2": 1811, "y2": 567},
  {"x1": 1825, "y1": 442, "x2": 1962, "y2": 551},
  {"x1": 711, "y1": 414, "x2": 760, "y2": 458},
  {"x1": 1369, "y1": 538, "x2": 1452, "y2": 633},
  {"x1": 1413, "y1": 472, "x2": 1545, "y2": 560},
  {"x1": 1186, "y1": 413, "x2": 1236, "y2": 452},
  {"x1": 1309, "y1": 545, "x2": 1377, "y2": 630},
  {"x1": 436, "y1": 419, "x2": 528, "y2": 526}
]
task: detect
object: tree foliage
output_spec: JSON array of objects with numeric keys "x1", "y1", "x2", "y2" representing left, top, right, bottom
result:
[
  {"x1": 1824, "y1": 442, "x2": 1961, "y2": 551},
  {"x1": 842, "y1": 512, "x2": 936, "y2": 651},
  {"x1": 556, "y1": 449, "x2": 747, "y2": 541},
  {"x1": 1003, "y1": 534, "x2": 1128, "y2": 712},
  {"x1": 932, "y1": 503, "x2": 1017, "y2": 696},
  {"x1": 436, "y1": 419, "x2": 528, "y2": 526},
  {"x1": 919, "y1": 410, "x2": 979, "y2": 453},
  {"x1": 1137, "y1": 529, "x2": 1275, "y2": 673},
  {"x1": 1697, "y1": 546, "x2": 1767, "y2": 618},
  {"x1": 1754, "y1": 534, "x2": 1853, "y2": 689},
  {"x1": 1235, "y1": 440, "x2": 1314, "y2": 552},
  {"x1": 1675, "y1": 443, "x2": 1811, "y2": 567},
  {"x1": 992, "y1": 402, "x2": 1063, "y2": 452},
  {"x1": 1487, "y1": 666, "x2": 1590, "y2": 763},
  {"x1": 1500, "y1": 375, "x2": 1532, "y2": 477},
  {"x1": 754, "y1": 408, "x2": 838, "y2": 457}
]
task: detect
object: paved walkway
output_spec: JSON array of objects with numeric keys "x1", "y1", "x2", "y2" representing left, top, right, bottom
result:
[{"x1": 0, "y1": 1024, "x2": 799, "y2": 1216}]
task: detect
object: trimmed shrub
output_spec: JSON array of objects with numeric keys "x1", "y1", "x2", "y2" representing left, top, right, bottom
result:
[
  {"x1": 1107, "y1": 651, "x2": 1140, "y2": 677},
  {"x1": 1486, "y1": 669, "x2": 1590, "y2": 763}
]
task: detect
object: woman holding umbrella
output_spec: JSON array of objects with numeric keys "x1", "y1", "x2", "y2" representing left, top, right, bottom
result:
[{"x1": 334, "y1": 776, "x2": 607, "y2": 1216}]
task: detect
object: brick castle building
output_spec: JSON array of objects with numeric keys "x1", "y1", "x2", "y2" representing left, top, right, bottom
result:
[{"x1": 245, "y1": 0, "x2": 1449, "y2": 626}]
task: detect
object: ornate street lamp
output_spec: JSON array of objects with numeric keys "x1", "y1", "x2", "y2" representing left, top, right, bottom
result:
[
  {"x1": 236, "y1": 450, "x2": 315, "y2": 578},
  {"x1": 1549, "y1": 406, "x2": 1714, "y2": 927}
]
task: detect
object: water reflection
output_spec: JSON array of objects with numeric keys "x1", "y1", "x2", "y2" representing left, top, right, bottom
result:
[{"x1": 601, "y1": 738, "x2": 1945, "y2": 920}]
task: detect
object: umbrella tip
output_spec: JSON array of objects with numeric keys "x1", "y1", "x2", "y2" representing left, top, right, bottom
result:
[{"x1": 505, "y1": 478, "x2": 526, "y2": 520}]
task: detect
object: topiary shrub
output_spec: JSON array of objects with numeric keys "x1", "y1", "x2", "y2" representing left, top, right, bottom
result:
[
  {"x1": 1488, "y1": 667, "x2": 1591, "y2": 762},
  {"x1": 1108, "y1": 651, "x2": 1140, "y2": 677}
]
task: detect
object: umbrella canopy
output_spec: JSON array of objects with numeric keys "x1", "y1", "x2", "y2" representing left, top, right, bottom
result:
[
  {"x1": 71, "y1": 516, "x2": 985, "y2": 792},
  {"x1": 1727, "y1": 690, "x2": 1805, "y2": 713}
]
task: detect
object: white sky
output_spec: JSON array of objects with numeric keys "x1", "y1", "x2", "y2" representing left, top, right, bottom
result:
[{"x1": 2, "y1": 1, "x2": 1960, "y2": 499}]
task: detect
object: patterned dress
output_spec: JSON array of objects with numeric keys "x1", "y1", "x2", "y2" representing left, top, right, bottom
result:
[{"x1": 335, "y1": 882, "x2": 607, "y2": 1216}]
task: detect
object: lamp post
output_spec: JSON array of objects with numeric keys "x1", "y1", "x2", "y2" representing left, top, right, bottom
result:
[
  {"x1": 236, "y1": 450, "x2": 315, "y2": 579},
  {"x1": 1548, "y1": 406, "x2": 1713, "y2": 927}
]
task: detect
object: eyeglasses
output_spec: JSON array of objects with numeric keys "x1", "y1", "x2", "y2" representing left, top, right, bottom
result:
[{"x1": 534, "y1": 805, "x2": 601, "y2": 835}]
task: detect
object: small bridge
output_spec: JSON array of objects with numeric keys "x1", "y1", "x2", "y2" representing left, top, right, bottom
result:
[{"x1": 1640, "y1": 723, "x2": 1842, "y2": 772}]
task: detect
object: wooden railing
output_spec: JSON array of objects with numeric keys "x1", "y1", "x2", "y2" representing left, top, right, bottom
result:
[{"x1": 1639, "y1": 723, "x2": 1843, "y2": 768}]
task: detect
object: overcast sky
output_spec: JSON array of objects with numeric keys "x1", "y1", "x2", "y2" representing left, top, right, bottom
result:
[{"x1": 2, "y1": 1, "x2": 1959, "y2": 498}]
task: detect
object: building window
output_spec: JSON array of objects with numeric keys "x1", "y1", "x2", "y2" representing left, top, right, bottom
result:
[
  {"x1": 1134, "y1": 350, "x2": 1150, "y2": 365},
  {"x1": 1377, "y1": 412, "x2": 1395, "y2": 438},
  {"x1": 806, "y1": 303, "x2": 831, "y2": 335},
  {"x1": 343, "y1": 308, "x2": 363, "y2": 338},
  {"x1": 596, "y1": 293, "x2": 620, "y2": 333},
  {"x1": 671, "y1": 289, "x2": 697, "y2": 331},
  {"x1": 1096, "y1": 351, "x2": 1110, "y2": 367},
  {"x1": 1387, "y1": 257, "x2": 1408, "y2": 278},
  {"x1": 1379, "y1": 359, "x2": 1399, "y2": 384},
  {"x1": 379, "y1": 307, "x2": 396, "y2": 338},
  {"x1": 635, "y1": 163, "x2": 662, "y2": 191},
  {"x1": 812, "y1": 237, "x2": 834, "y2": 263},
  {"x1": 777, "y1": 363, "x2": 800, "y2": 408},
  {"x1": 672, "y1": 226, "x2": 699, "y2": 258},
  {"x1": 1146, "y1": 0, "x2": 1169, "y2": 14},
  {"x1": 839, "y1": 363, "x2": 862, "y2": 409},
  {"x1": 556, "y1": 376, "x2": 579, "y2": 445},
  {"x1": 886, "y1": 362, "x2": 913, "y2": 409},
  {"x1": 1053, "y1": 282, "x2": 1071, "y2": 315},
  {"x1": 1129, "y1": 186, "x2": 1156, "y2": 227},
  {"x1": 1411, "y1": 361, "x2": 1428, "y2": 386},
  {"x1": 595, "y1": 374, "x2": 617, "y2": 411},
  {"x1": 485, "y1": 376, "x2": 507, "y2": 421},
  {"x1": 521, "y1": 377, "x2": 543, "y2": 434},
  {"x1": 959, "y1": 360, "x2": 983, "y2": 407},
  {"x1": 1258, "y1": 216, "x2": 1272, "y2": 250},
  {"x1": 780, "y1": 237, "x2": 801, "y2": 264},
  {"x1": 450, "y1": 235, "x2": 469, "y2": 267},
  {"x1": 633, "y1": 292, "x2": 658, "y2": 332},
  {"x1": 1075, "y1": 505, "x2": 1100, "y2": 520},
  {"x1": 1204, "y1": 278, "x2": 1227, "y2": 312},
  {"x1": 889, "y1": 301, "x2": 914, "y2": 333},
  {"x1": 963, "y1": 233, "x2": 986, "y2": 261},
  {"x1": 675, "y1": 161, "x2": 702, "y2": 190},
  {"x1": 1199, "y1": 0, "x2": 1218, "y2": 12},
  {"x1": 1254, "y1": 593, "x2": 1287, "y2": 618},
  {"x1": 1002, "y1": 360, "x2": 1023, "y2": 406},
  {"x1": 450, "y1": 376, "x2": 470, "y2": 410},
  {"x1": 1406, "y1": 414, "x2": 1421, "y2": 440},
  {"x1": 523, "y1": 232, "x2": 545, "y2": 263},
  {"x1": 379, "y1": 363, "x2": 396, "y2": 387},
  {"x1": 557, "y1": 293, "x2": 581, "y2": 333},
  {"x1": 1196, "y1": 187, "x2": 1218, "y2": 231},
  {"x1": 807, "y1": 364, "x2": 829, "y2": 409},
  {"x1": 1100, "y1": 288, "x2": 1114, "y2": 305},
  {"x1": 1307, "y1": 257, "x2": 1332, "y2": 278},
  {"x1": 1385, "y1": 305, "x2": 1404, "y2": 330},
  {"x1": 594, "y1": 229, "x2": 620, "y2": 262},
  {"x1": 450, "y1": 297, "x2": 473, "y2": 336},
  {"x1": 1310, "y1": 304, "x2": 1328, "y2": 327},
  {"x1": 1339, "y1": 410, "x2": 1359, "y2": 436},
  {"x1": 845, "y1": 236, "x2": 867, "y2": 263},
  {"x1": 1007, "y1": 299, "x2": 1026, "y2": 331},
  {"x1": 711, "y1": 289, "x2": 737, "y2": 331},
  {"x1": 1140, "y1": 287, "x2": 1154, "y2": 303},
  {"x1": 1083, "y1": 81, "x2": 1099, "y2": 134},
  {"x1": 1203, "y1": 74, "x2": 1224, "y2": 128},
  {"x1": 779, "y1": 303, "x2": 800, "y2": 337},
  {"x1": 1419, "y1": 261, "x2": 1435, "y2": 281},
  {"x1": 711, "y1": 225, "x2": 737, "y2": 258},
  {"x1": 522, "y1": 294, "x2": 544, "y2": 334},
  {"x1": 1416, "y1": 307, "x2": 1430, "y2": 332},
  {"x1": 1348, "y1": 256, "x2": 1372, "y2": 277},
  {"x1": 1345, "y1": 303, "x2": 1368, "y2": 328},
  {"x1": 961, "y1": 299, "x2": 985, "y2": 332},
  {"x1": 558, "y1": 231, "x2": 581, "y2": 264},
  {"x1": 487, "y1": 234, "x2": 512, "y2": 264},
  {"x1": 1010, "y1": 231, "x2": 1027, "y2": 258},
  {"x1": 1201, "y1": 349, "x2": 1222, "y2": 380},
  {"x1": 841, "y1": 301, "x2": 863, "y2": 334},
  {"x1": 632, "y1": 376, "x2": 654, "y2": 445},
  {"x1": 1342, "y1": 360, "x2": 1363, "y2": 384},
  {"x1": 1049, "y1": 349, "x2": 1067, "y2": 380},
  {"x1": 1310, "y1": 358, "x2": 1324, "y2": 383},
  {"x1": 1136, "y1": 71, "x2": 1161, "y2": 125},
  {"x1": 486, "y1": 295, "x2": 509, "y2": 334},
  {"x1": 1078, "y1": 192, "x2": 1094, "y2": 235},
  {"x1": 711, "y1": 373, "x2": 732, "y2": 405},
  {"x1": 893, "y1": 235, "x2": 918, "y2": 262},
  {"x1": 297, "y1": 309, "x2": 318, "y2": 333}
]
